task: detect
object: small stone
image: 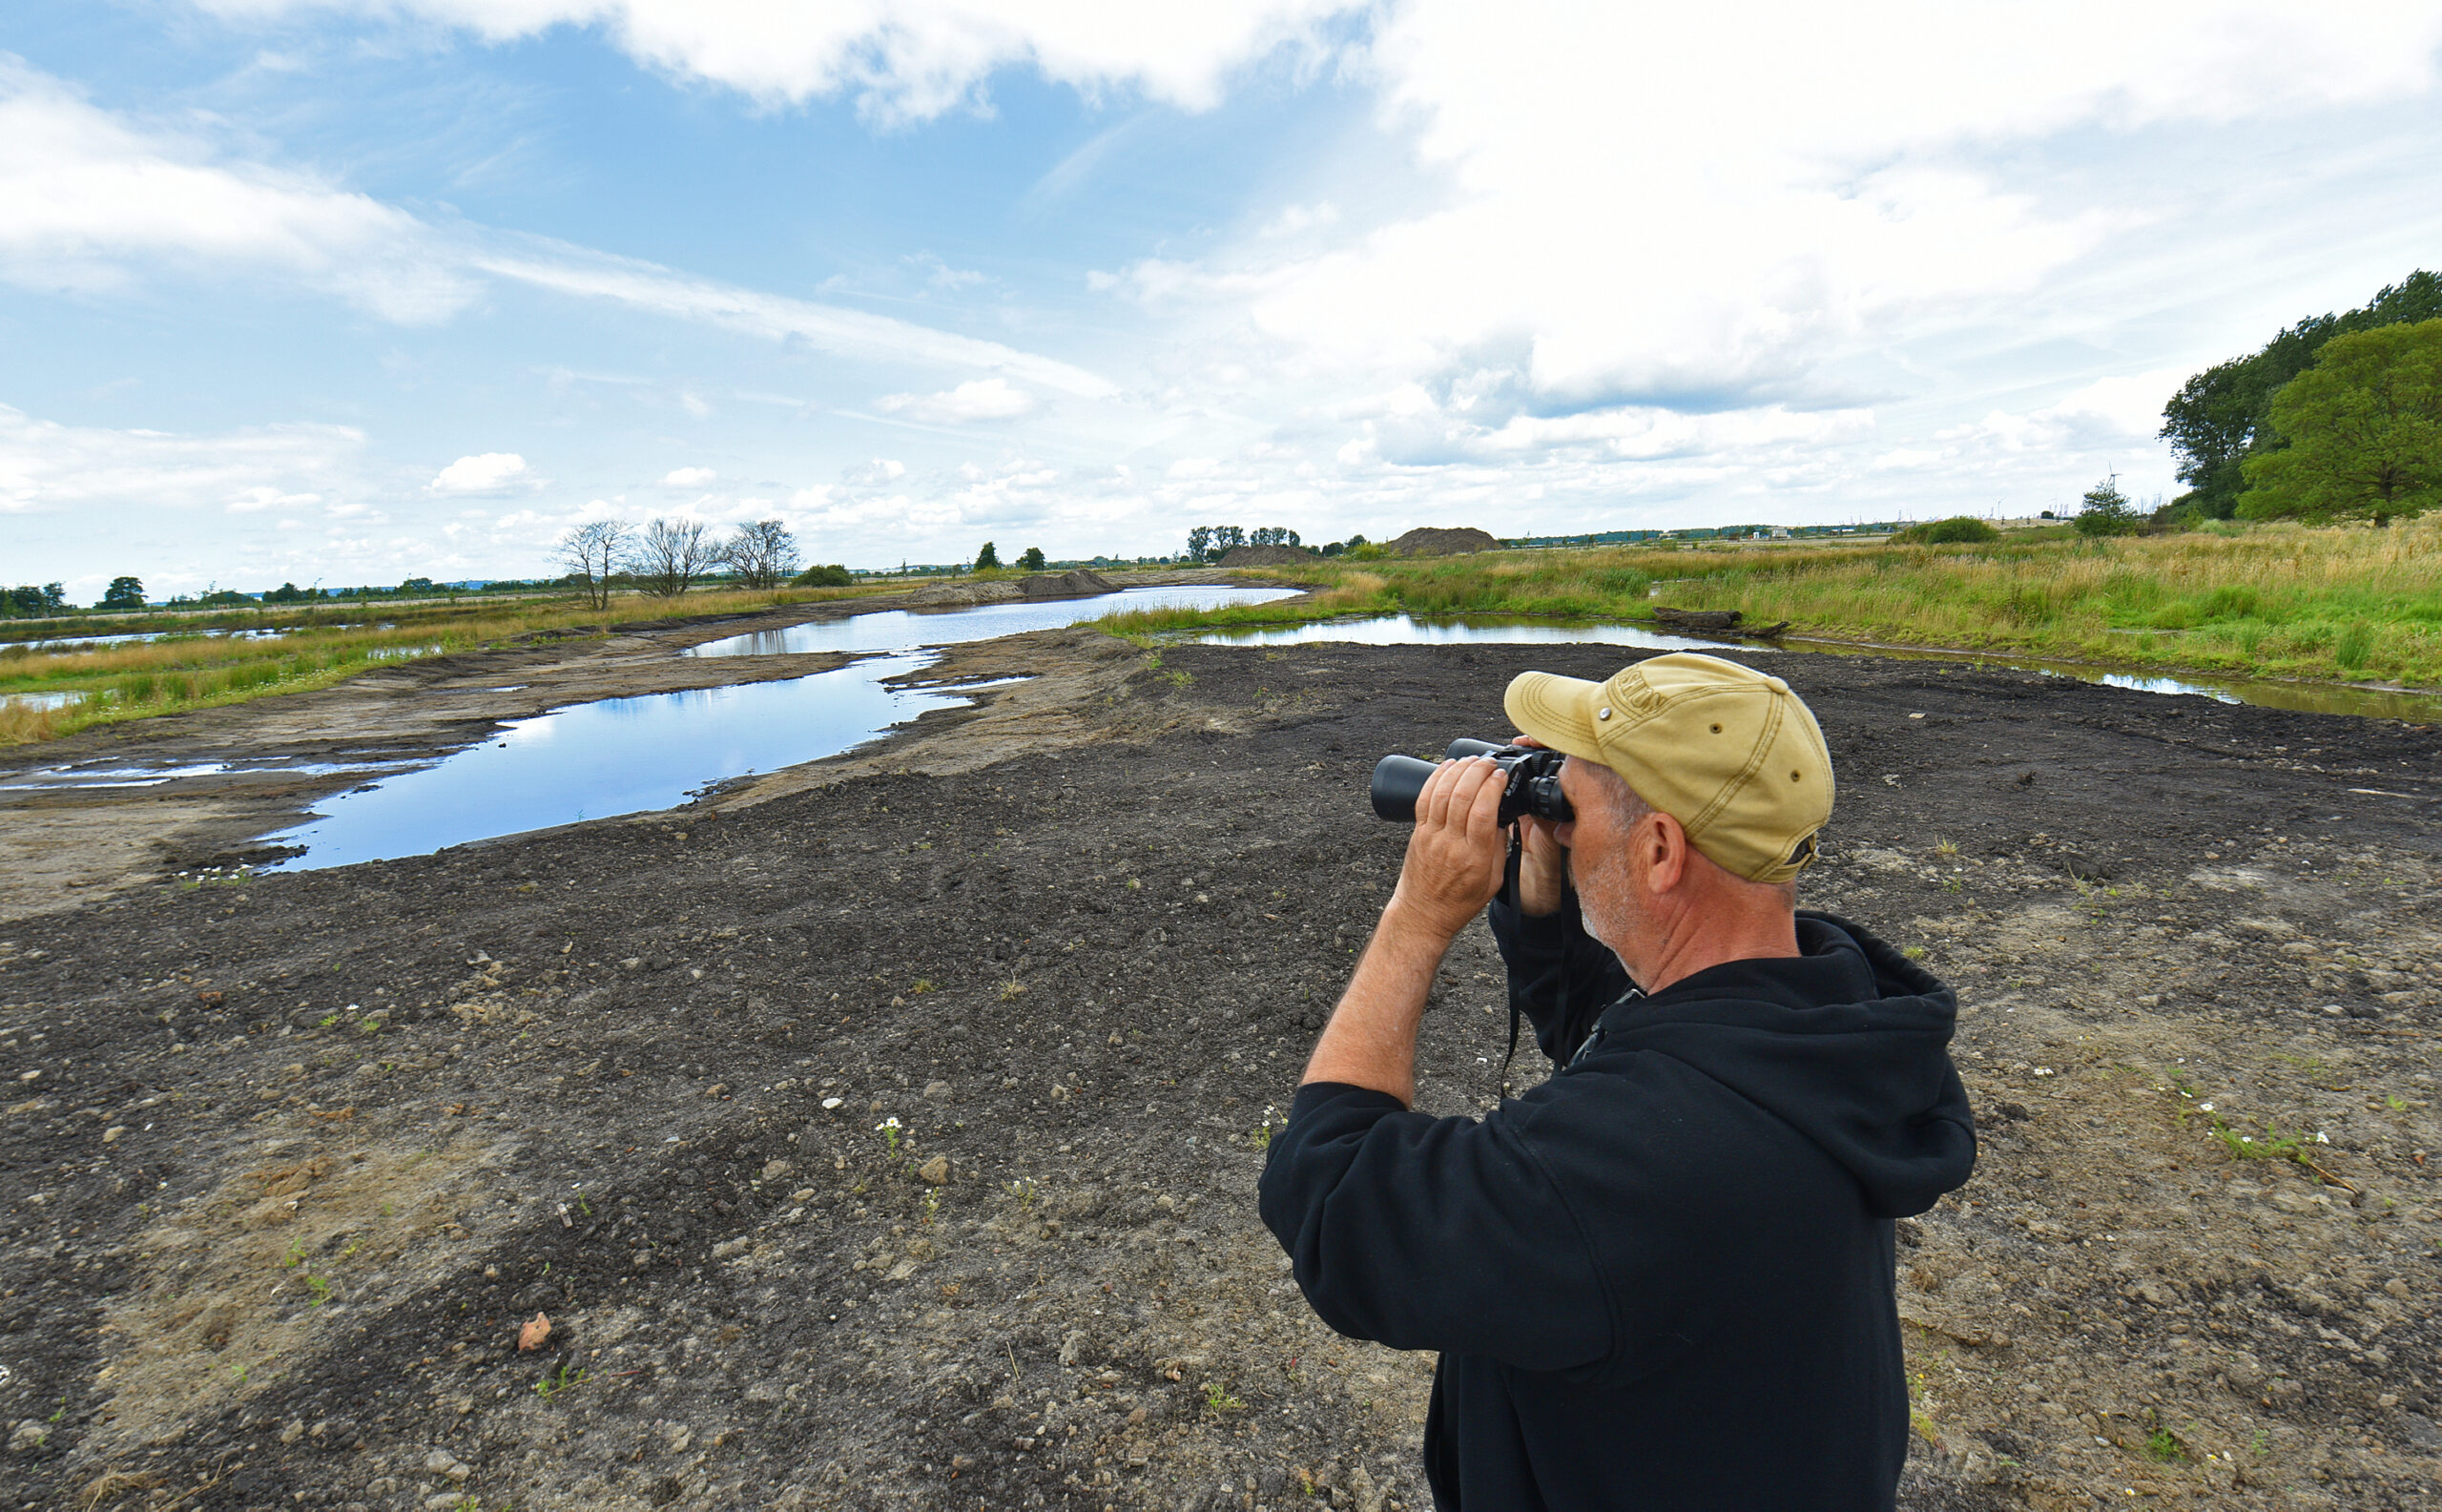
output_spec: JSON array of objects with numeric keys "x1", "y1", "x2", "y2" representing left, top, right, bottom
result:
[
  {"x1": 918, "y1": 1156, "x2": 950, "y2": 1185},
  {"x1": 922, "y1": 1081, "x2": 952, "y2": 1101},
  {"x1": 279, "y1": 1419, "x2": 305, "y2": 1444},
  {"x1": 9, "y1": 1419, "x2": 47, "y2": 1455},
  {"x1": 101, "y1": 1126, "x2": 125, "y2": 1143},
  {"x1": 819, "y1": 1097, "x2": 843, "y2": 1110},
  {"x1": 790, "y1": 1188, "x2": 817, "y2": 1202},
  {"x1": 760, "y1": 1158, "x2": 794, "y2": 1182},
  {"x1": 423, "y1": 1449, "x2": 459, "y2": 1475}
]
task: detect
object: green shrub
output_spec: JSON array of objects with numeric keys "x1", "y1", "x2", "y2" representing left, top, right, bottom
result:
[
  {"x1": 792, "y1": 565, "x2": 854, "y2": 588},
  {"x1": 1894, "y1": 516, "x2": 1999, "y2": 545}
]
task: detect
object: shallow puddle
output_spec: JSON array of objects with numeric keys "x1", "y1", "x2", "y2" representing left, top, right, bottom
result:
[
  {"x1": 686, "y1": 584, "x2": 1300, "y2": 657},
  {"x1": 1191, "y1": 614, "x2": 2442, "y2": 724},
  {"x1": 259, "y1": 653, "x2": 977, "y2": 870}
]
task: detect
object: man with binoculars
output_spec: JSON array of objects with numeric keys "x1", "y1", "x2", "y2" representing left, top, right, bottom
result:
[{"x1": 1258, "y1": 652, "x2": 1976, "y2": 1510}]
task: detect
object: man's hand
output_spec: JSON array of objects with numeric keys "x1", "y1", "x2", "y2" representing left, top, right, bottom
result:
[
  {"x1": 1509, "y1": 735, "x2": 1568, "y2": 917},
  {"x1": 1302, "y1": 757, "x2": 1507, "y2": 1104},
  {"x1": 1386, "y1": 756, "x2": 1510, "y2": 939}
]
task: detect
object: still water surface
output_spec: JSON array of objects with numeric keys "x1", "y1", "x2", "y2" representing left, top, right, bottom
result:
[
  {"x1": 259, "y1": 587, "x2": 1298, "y2": 870},
  {"x1": 1191, "y1": 615, "x2": 2442, "y2": 724},
  {"x1": 685, "y1": 584, "x2": 1300, "y2": 657}
]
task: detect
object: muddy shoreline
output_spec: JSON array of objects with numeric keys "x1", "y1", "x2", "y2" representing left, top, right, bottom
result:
[
  {"x1": 0, "y1": 573, "x2": 1267, "y2": 922},
  {"x1": 2, "y1": 636, "x2": 2439, "y2": 1511}
]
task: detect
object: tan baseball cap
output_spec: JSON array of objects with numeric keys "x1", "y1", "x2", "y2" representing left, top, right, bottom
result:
[{"x1": 1504, "y1": 652, "x2": 1833, "y2": 884}]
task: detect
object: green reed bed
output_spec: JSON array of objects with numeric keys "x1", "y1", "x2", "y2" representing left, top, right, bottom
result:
[{"x1": 1122, "y1": 520, "x2": 2442, "y2": 691}]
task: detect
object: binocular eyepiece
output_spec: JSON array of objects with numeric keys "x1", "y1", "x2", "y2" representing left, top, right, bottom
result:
[{"x1": 1371, "y1": 738, "x2": 1576, "y2": 826}]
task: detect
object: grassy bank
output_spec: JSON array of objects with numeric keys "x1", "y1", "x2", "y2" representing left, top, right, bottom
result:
[
  {"x1": 1113, "y1": 520, "x2": 2442, "y2": 691},
  {"x1": 0, "y1": 583, "x2": 892, "y2": 748}
]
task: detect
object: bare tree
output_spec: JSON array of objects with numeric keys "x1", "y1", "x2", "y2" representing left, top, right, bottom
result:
[
  {"x1": 626, "y1": 517, "x2": 715, "y2": 598},
  {"x1": 556, "y1": 518, "x2": 630, "y2": 610},
  {"x1": 721, "y1": 519, "x2": 801, "y2": 590}
]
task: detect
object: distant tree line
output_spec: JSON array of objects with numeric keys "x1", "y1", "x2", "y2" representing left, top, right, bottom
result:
[{"x1": 2162, "y1": 271, "x2": 2442, "y2": 526}]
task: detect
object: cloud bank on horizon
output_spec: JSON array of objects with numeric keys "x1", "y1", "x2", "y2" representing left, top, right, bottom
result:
[{"x1": 4, "y1": 1, "x2": 2441, "y2": 593}]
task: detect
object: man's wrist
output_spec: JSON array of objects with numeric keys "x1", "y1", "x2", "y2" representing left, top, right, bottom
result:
[{"x1": 1377, "y1": 895, "x2": 1467, "y2": 954}]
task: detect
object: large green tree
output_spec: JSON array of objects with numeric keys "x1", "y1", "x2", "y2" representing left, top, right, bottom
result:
[
  {"x1": 2237, "y1": 319, "x2": 2442, "y2": 527},
  {"x1": 2161, "y1": 270, "x2": 2442, "y2": 517}
]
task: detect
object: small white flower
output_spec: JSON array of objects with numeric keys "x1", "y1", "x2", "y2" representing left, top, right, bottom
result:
[
  {"x1": 2314, "y1": 1131, "x2": 2329, "y2": 1144},
  {"x1": 2199, "y1": 1103, "x2": 2214, "y2": 1112},
  {"x1": 2033, "y1": 1067, "x2": 2055, "y2": 1078},
  {"x1": 876, "y1": 1117, "x2": 900, "y2": 1131}
]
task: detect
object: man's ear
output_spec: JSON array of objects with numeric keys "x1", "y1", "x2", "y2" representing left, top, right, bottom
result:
[{"x1": 1645, "y1": 812, "x2": 1689, "y2": 894}]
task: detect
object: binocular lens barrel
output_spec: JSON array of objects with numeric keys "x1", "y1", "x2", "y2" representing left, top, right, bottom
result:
[{"x1": 1370, "y1": 754, "x2": 1440, "y2": 821}]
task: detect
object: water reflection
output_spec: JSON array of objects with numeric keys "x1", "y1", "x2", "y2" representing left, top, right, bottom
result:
[
  {"x1": 1190, "y1": 614, "x2": 2442, "y2": 724},
  {"x1": 687, "y1": 585, "x2": 1301, "y2": 657},
  {"x1": 263, "y1": 654, "x2": 974, "y2": 871},
  {"x1": 1190, "y1": 614, "x2": 1727, "y2": 652}
]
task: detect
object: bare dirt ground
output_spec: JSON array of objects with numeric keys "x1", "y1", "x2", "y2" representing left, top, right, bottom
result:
[{"x1": 1, "y1": 630, "x2": 2438, "y2": 1512}]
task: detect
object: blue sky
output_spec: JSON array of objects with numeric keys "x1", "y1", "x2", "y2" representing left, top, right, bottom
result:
[{"x1": 6, "y1": 2, "x2": 2442, "y2": 598}]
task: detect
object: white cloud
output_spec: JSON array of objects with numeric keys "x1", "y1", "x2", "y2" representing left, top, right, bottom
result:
[
  {"x1": 874, "y1": 377, "x2": 1039, "y2": 423},
  {"x1": 473, "y1": 245, "x2": 1115, "y2": 397},
  {"x1": 427, "y1": 452, "x2": 532, "y2": 494},
  {"x1": 1113, "y1": 1, "x2": 2442, "y2": 419},
  {"x1": 194, "y1": 0, "x2": 1355, "y2": 121},
  {"x1": 0, "y1": 58, "x2": 1115, "y2": 394},
  {"x1": 0, "y1": 401, "x2": 367, "y2": 514},
  {"x1": 661, "y1": 466, "x2": 717, "y2": 487},
  {"x1": 0, "y1": 57, "x2": 474, "y2": 321},
  {"x1": 228, "y1": 486, "x2": 326, "y2": 512}
]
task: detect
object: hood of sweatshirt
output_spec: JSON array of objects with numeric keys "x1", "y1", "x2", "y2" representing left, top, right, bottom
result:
[{"x1": 1586, "y1": 910, "x2": 1976, "y2": 1218}]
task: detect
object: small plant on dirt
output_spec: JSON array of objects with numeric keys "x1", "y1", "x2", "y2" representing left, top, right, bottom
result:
[
  {"x1": 317, "y1": 1013, "x2": 340, "y2": 1028},
  {"x1": 2385, "y1": 1093, "x2": 2409, "y2": 1110},
  {"x1": 534, "y1": 1362, "x2": 587, "y2": 1398},
  {"x1": 1933, "y1": 839, "x2": 1958, "y2": 858},
  {"x1": 279, "y1": 1237, "x2": 310, "y2": 1269},
  {"x1": 909, "y1": 979, "x2": 934, "y2": 994},
  {"x1": 1201, "y1": 1380, "x2": 1246, "y2": 1412},
  {"x1": 1251, "y1": 1105, "x2": 1283, "y2": 1151},
  {"x1": 2144, "y1": 1427, "x2": 2187, "y2": 1462},
  {"x1": 922, "y1": 1189, "x2": 941, "y2": 1226},
  {"x1": 876, "y1": 1116, "x2": 902, "y2": 1156},
  {"x1": 1902, "y1": 945, "x2": 1927, "y2": 961},
  {"x1": 228, "y1": 1363, "x2": 248, "y2": 1384},
  {"x1": 305, "y1": 1274, "x2": 331, "y2": 1307},
  {"x1": 2250, "y1": 1428, "x2": 2271, "y2": 1456},
  {"x1": 999, "y1": 977, "x2": 1025, "y2": 1002},
  {"x1": 1005, "y1": 1177, "x2": 1037, "y2": 1208}
]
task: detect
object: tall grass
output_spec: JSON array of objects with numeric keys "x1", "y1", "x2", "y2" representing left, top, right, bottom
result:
[
  {"x1": 1136, "y1": 520, "x2": 2442, "y2": 690},
  {"x1": 0, "y1": 582, "x2": 890, "y2": 747}
]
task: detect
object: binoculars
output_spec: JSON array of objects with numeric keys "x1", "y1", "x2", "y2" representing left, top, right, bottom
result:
[{"x1": 1370, "y1": 738, "x2": 1575, "y2": 826}]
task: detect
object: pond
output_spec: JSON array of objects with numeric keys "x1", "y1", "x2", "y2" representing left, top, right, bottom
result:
[
  {"x1": 256, "y1": 586, "x2": 1299, "y2": 870},
  {"x1": 685, "y1": 584, "x2": 1301, "y2": 657},
  {"x1": 1190, "y1": 615, "x2": 2442, "y2": 724}
]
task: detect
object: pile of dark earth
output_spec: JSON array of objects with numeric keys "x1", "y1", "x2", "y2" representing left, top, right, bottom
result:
[{"x1": 3, "y1": 641, "x2": 2439, "y2": 1512}]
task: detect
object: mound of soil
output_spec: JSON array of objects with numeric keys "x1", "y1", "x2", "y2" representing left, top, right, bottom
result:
[
  {"x1": 2, "y1": 638, "x2": 2439, "y2": 1511},
  {"x1": 1386, "y1": 527, "x2": 1499, "y2": 556},
  {"x1": 1020, "y1": 570, "x2": 1118, "y2": 599},
  {"x1": 1215, "y1": 546, "x2": 1314, "y2": 568}
]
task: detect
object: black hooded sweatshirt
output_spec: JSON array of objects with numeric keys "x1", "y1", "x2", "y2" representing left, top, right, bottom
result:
[{"x1": 1258, "y1": 892, "x2": 1976, "y2": 1511}]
